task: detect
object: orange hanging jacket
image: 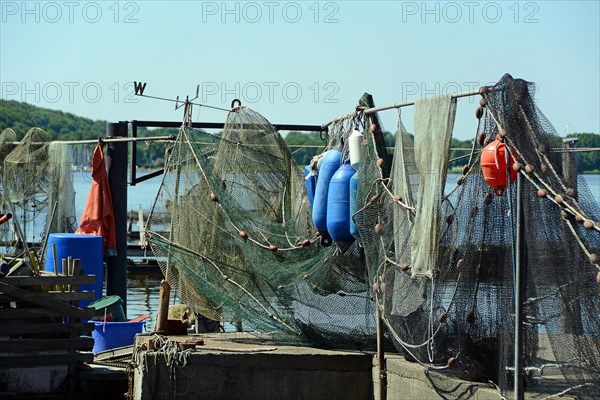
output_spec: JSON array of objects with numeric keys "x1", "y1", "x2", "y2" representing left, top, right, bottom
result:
[{"x1": 76, "y1": 143, "x2": 117, "y2": 256}]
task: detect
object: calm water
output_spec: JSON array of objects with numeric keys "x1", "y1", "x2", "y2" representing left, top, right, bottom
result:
[{"x1": 71, "y1": 173, "x2": 599, "y2": 328}]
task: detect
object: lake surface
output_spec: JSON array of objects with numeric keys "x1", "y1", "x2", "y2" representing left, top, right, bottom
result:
[{"x1": 70, "y1": 172, "x2": 599, "y2": 329}]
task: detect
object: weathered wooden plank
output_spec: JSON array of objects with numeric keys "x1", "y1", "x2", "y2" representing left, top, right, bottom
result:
[
  {"x1": 0, "y1": 322, "x2": 95, "y2": 335},
  {"x1": 0, "y1": 290, "x2": 96, "y2": 302},
  {"x1": 0, "y1": 351, "x2": 93, "y2": 367},
  {"x1": 0, "y1": 281, "x2": 94, "y2": 319},
  {"x1": 0, "y1": 337, "x2": 94, "y2": 352},
  {"x1": 1, "y1": 275, "x2": 96, "y2": 287},
  {"x1": 0, "y1": 307, "x2": 64, "y2": 318}
]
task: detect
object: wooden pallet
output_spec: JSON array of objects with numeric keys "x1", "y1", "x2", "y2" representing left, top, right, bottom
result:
[{"x1": 0, "y1": 270, "x2": 97, "y2": 392}]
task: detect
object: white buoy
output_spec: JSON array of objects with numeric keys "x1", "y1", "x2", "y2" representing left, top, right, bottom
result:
[{"x1": 348, "y1": 129, "x2": 363, "y2": 168}]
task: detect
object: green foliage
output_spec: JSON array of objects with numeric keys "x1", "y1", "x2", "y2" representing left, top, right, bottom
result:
[
  {"x1": 448, "y1": 138, "x2": 474, "y2": 170},
  {"x1": 0, "y1": 99, "x2": 175, "y2": 169},
  {"x1": 565, "y1": 133, "x2": 600, "y2": 174},
  {"x1": 283, "y1": 131, "x2": 326, "y2": 166},
  {"x1": 0, "y1": 99, "x2": 105, "y2": 141}
]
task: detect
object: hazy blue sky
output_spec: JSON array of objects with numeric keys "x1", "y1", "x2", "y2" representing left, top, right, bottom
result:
[{"x1": 1, "y1": 1, "x2": 598, "y2": 139}]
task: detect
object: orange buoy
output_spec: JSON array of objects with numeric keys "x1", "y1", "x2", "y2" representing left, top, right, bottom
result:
[{"x1": 480, "y1": 136, "x2": 517, "y2": 196}]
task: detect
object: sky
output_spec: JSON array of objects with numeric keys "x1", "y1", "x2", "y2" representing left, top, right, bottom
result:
[{"x1": 1, "y1": 0, "x2": 599, "y2": 140}]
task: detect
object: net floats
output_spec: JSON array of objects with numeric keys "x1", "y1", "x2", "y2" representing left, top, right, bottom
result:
[
  {"x1": 554, "y1": 194, "x2": 564, "y2": 205},
  {"x1": 475, "y1": 107, "x2": 484, "y2": 119},
  {"x1": 374, "y1": 223, "x2": 383, "y2": 235},
  {"x1": 438, "y1": 312, "x2": 447, "y2": 324},
  {"x1": 477, "y1": 132, "x2": 486, "y2": 146},
  {"x1": 583, "y1": 219, "x2": 595, "y2": 229}
]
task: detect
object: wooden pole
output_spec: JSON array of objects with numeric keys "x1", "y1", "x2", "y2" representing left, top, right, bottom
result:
[{"x1": 155, "y1": 279, "x2": 171, "y2": 332}]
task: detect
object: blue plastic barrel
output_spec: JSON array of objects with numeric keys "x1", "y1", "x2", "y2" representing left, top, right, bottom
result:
[
  {"x1": 312, "y1": 150, "x2": 342, "y2": 236},
  {"x1": 46, "y1": 233, "x2": 104, "y2": 307},
  {"x1": 349, "y1": 171, "x2": 360, "y2": 239},
  {"x1": 327, "y1": 163, "x2": 356, "y2": 243},
  {"x1": 304, "y1": 165, "x2": 316, "y2": 207}
]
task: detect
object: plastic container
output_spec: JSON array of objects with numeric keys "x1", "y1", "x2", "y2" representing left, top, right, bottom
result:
[
  {"x1": 45, "y1": 233, "x2": 103, "y2": 307},
  {"x1": 312, "y1": 149, "x2": 342, "y2": 236},
  {"x1": 349, "y1": 171, "x2": 360, "y2": 239},
  {"x1": 91, "y1": 320, "x2": 145, "y2": 354},
  {"x1": 327, "y1": 163, "x2": 356, "y2": 243},
  {"x1": 304, "y1": 165, "x2": 316, "y2": 207},
  {"x1": 88, "y1": 295, "x2": 126, "y2": 322},
  {"x1": 348, "y1": 129, "x2": 364, "y2": 168}
]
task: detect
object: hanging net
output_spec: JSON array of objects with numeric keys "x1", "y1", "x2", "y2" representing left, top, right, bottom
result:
[
  {"x1": 145, "y1": 75, "x2": 599, "y2": 399},
  {"x1": 359, "y1": 74, "x2": 600, "y2": 398},
  {"x1": 3, "y1": 128, "x2": 77, "y2": 247},
  {"x1": 146, "y1": 105, "x2": 376, "y2": 347}
]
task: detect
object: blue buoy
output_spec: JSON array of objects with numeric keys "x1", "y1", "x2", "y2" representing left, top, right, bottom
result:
[
  {"x1": 312, "y1": 149, "x2": 342, "y2": 241},
  {"x1": 349, "y1": 171, "x2": 360, "y2": 239},
  {"x1": 304, "y1": 165, "x2": 316, "y2": 207},
  {"x1": 327, "y1": 163, "x2": 356, "y2": 244}
]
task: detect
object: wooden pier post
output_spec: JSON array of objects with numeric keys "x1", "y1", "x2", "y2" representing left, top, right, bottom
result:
[{"x1": 155, "y1": 279, "x2": 171, "y2": 332}]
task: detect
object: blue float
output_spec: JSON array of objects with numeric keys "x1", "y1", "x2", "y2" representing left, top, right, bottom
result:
[
  {"x1": 327, "y1": 162, "x2": 356, "y2": 244},
  {"x1": 312, "y1": 149, "x2": 342, "y2": 239},
  {"x1": 304, "y1": 165, "x2": 316, "y2": 207},
  {"x1": 349, "y1": 171, "x2": 360, "y2": 239}
]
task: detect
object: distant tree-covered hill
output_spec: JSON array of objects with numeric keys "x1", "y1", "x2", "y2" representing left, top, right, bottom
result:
[
  {"x1": 1, "y1": 100, "x2": 599, "y2": 172},
  {"x1": 0, "y1": 99, "x2": 177, "y2": 167}
]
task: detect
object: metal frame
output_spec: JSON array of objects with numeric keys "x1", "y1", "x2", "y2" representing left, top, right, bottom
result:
[{"x1": 129, "y1": 120, "x2": 326, "y2": 186}]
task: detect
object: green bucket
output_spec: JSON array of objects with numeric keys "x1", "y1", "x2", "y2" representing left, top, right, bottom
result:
[{"x1": 88, "y1": 295, "x2": 126, "y2": 322}]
